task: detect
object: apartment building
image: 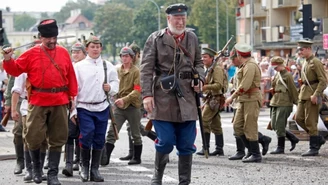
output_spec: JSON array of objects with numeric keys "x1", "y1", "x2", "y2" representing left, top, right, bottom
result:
[{"x1": 236, "y1": 0, "x2": 328, "y2": 58}]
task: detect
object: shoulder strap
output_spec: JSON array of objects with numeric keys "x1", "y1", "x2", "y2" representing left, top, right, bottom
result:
[
  {"x1": 40, "y1": 45, "x2": 65, "y2": 85},
  {"x1": 277, "y1": 72, "x2": 288, "y2": 89},
  {"x1": 102, "y1": 61, "x2": 109, "y2": 102}
]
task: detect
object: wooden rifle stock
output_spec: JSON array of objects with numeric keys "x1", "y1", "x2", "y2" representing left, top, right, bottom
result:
[
  {"x1": 1, "y1": 110, "x2": 11, "y2": 127},
  {"x1": 144, "y1": 119, "x2": 153, "y2": 131},
  {"x1": 108, "y1": 105, "x2": 119, "y2": 140}
]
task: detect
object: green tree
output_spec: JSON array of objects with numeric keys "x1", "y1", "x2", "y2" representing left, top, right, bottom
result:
[
  {"x1": 14, "y1": 13, "x2": 37, "y2": 31},
  {"x1": 93, "y1": 3, "x2": 133, "y2": 61},
  {"x1": 53, "y1": 0, "x2": 98, "y2": 23}
]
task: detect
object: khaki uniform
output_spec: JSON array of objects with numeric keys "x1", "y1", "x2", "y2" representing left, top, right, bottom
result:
[
  {"x1": 202, "y1": 65, "x2": 225, "y2": 134},
  {"x1": 295, "y1": 55, "x2": 327, "y2": 136},
  {"x1": 106, "y1": 65, "x2": 142, "y2": 145},
  {"x1": 231, "y1": 58, "x2": 262, "y2": 141},
  {"x1": 270, "y1": 69, "x2": 298, "y2": 137}
]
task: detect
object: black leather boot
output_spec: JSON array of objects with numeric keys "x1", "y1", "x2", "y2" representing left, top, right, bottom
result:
[
  {"x1": 100, "y1": 143, "x2": 115, "y2": 166},
  {"x1": 119, "y1": 137, "x2": 133, "y2": 160},
  {"x1": 14, "y1": 143, "x2": 25, "y2": 174},
  {"x1": 80, "y1": 148, "x2": 90, "y2": 182},
  {"x1": 128, "y1": 144, "x2": 143, "y2": 165},
  {"x1": 318, "y1": 135, "x2": 326, "y2": 149},
  {"x1": 301, "y1": 136, "x2": 323, "y2": 156},
  {"x1": 242, "y1": 141, "x2": 262, "y2": 163},
  {"x1": 151, "y1": 152, "x2": 169, "y2": 185},
  {"x1": 23, "y1": 151, "x2": 33, "y2": 182},
  {"x1": 29, "y1": 149, "x2": 42, "y2": 184},
  {"x1": 73, "y1": 144, "x2": 80, "y2": 171},
  {"x1": 229, "y1": 136, "x2": 245, "y2": 160},
  {"x1": 90, "y1": 149, "x2": 104, "y2": 182},
  {"x1": 178, "y1": 155, "x2": 192, "y2": 185},
  {"x1": 258, "y1": 132, "x2": 271, "y2": 156},
  {"x1": 270, "y1": 137, "x2": 285, "y2": 154},
  {"x1": 196, "y1": 133, "x2": 210, "y2": 156},
  {"x1": 62, "y1": 144, "x2": 74, "y2": 177},
  {"x1": 147, "y1": 130, "x2": 157, "y2": 141},
  {"x1": 209, "y1": 134, "x2": 224, "y2": 156},
  {"x1": 285, "y1": 130, "x2": 299, "y2": 151},
  {"x1": 240, "y1": 135, "x2": 251, "y2": 160},
  {"x1": 47, "y1": 151, "x2": 62, "y2": 185},
  {"x1": 40, "y1": 151, "x2": 47, "y2": 180}
]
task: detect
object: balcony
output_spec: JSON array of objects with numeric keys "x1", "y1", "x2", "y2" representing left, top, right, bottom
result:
[
  {"x1": 272, "y1": 0, "x2": 298, "y2": 9},
  {"x1": 253, "y1": 3, "x2": 266, "y2": 18},
  {"x1": 262, "y1": 26, "x2": 290, "y2": 42}
]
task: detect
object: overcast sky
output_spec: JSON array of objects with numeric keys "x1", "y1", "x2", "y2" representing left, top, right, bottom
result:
[{"x1": 0, "y1": 0, "x2": 98, "y2": 12}]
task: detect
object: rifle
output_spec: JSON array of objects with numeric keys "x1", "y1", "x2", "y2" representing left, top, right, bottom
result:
[
  {"x1": 103, "y1": 61, "x2": 119, "y2": 140},
  {"x1": 1, "y1": 110, "x2": 11, "y2": 127},
  {"x1": 144, "y1": 119, "x2": 153, "y2": 131},
  {"x1": 194, "y1": 72, "x2": 209, "y2": 158},
  {"x1": 314, "y1": 46, "x2": 319, "y2": 57}
]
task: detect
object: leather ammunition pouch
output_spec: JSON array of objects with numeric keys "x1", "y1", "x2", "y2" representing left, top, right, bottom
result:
[
  {"x1": 208, "y1": 95, "x2": 225, "y2": 112},
  {"x1": 160, "y1": 75, "x2": 177, "y2": 93}
]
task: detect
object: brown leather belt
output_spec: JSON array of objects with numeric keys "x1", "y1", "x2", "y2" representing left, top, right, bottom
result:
[
  {"x1": 274, "y1": 90, "x2": 282, "y2": 93},
  {"x1": 245, "y1": 87, "x2": 260, "y2": 93},
  {"x1": 78, "y1": 99, "x2": 106, "y2": 105},
  {"x1": 32, "y1": 86, "x2": 68, "y2": 93},
  {"x1": 304, "y1": 80, "x2": 319, "y2": 86}
]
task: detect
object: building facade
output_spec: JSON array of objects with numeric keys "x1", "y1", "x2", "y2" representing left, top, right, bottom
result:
[{"x1": 236, "y1": 0, "x2": 328, "y2": 58}]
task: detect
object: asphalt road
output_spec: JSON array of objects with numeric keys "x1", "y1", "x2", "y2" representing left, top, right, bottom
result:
[{"x1": 1, "y1": 110, "x2": 328, "y2": 185}]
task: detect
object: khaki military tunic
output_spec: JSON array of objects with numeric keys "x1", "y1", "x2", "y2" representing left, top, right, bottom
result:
[
  {"x1": 106, "y1": 65, "x2": 142, "y2": 145},
  {"x1": 270, "y1": 69, "x2": 298, "y2": 137},
  {"x1": 295, "y1": 55, "x2": 327, "y2": 136},
  {"x1": 231, "y1": 58, "x2": 262, "y2": 141},
  {"x1": 202, "y1": 64, "x2": 225, "y2": 135}
]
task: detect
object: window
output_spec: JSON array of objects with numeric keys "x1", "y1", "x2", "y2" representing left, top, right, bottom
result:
[{"x1": 79, "y1": 22, "x2": 86, "y2": 29}]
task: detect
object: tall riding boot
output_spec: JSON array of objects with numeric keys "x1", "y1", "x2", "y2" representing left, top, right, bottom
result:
[
  {"x1": 242, "y1": 141, "x2": 262, "y2": 163},
  {"x1": 285, "y1": 130, "x2": 299, "y2": 151},
  {"x1": 62, "y1": 144, "x2": 74, "y2": 177},
  {"x1": 318, "y1": 135, "x2": 326, "y2": 149},
  {"x1": 270, "y1": 137, "x2": 285, "y2": 154},
  {"x1": 44, "y1": 151, "x2": 49, "y2": 169},
  {"x1": 128, "y1": 144, "x2": 143, "y2": 165},
  {"x1": 47, "y1": 151, "x2": 62, "y2": 185},
  {"x1": 73, "y1": 144, "x2": 80, "y2": 171},
  {"x1": 80, "y1": 148, "x2": 91, "y2": 182},
  {"x1": 14, "y1": 143, "x2": 25, "y2": 174},
  {"x1": 240, "y1": 135, "x2": 251, "y2": 159},
  {"x1": 209, "y1": 134, "x2": 224, "y2": 156},
  {"x1": 40, "y1": 152, "x2": 47, "y2": 180},
  {"x1": 119, "y1": 137, "x2": 133, "y2": 160},
  {"x1": 23, "y1": 151, "x2": 33, "y2": 182},
  {"x1": 29, "y1": 149, "x2": 42, "y2": 184},
  {"x1": 258, "y1": 132, "x2": 271, "y2": 156},
  {"x1": 228, "y1": 136, "x2": 245, "y2": 160},
  {"x1": 301, "y1": 136, "x2": 324, "y2": 156},
  {"x1": 151, "y1": 152, "x2": 169, "y2": 185},
  {"x1": 90, "y1": 149, "x2": 104, "y2": 182},
  {"x1": 100, "y1": 143, "x2": 115, "y2": 166},
  {"x1": 196, "y1": 133, "x2": 210, "y2": 156},
  {"x1": 178, "y1": 155, "x2": 192, "y2": 185},
  {"x1": 147, "y1": 130, "x2": 157, "y2": 141}
]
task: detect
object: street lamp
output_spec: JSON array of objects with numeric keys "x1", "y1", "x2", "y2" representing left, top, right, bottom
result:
[
  {"x1": 148, "y1": 0, "x2": 161, "y2": 31},
  {"x1": 216, "y1": 0, "x2": 229, "y2": 51}
]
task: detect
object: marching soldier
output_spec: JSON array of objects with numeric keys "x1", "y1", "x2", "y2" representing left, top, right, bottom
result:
[
  {"x1": 2, "y1": 19, "x2": 78, "y2": 185},
  {"x1": 103, "y1": 47, "x2": 143, "y2": 165},
  {"x1": 71, "y1": 35, "x2": 119, "y2": 182},
  {"x1": 269, "y1": 57, "x2": 299, "y2": 154},
  {"x1": 227, "y1": 48, "x2": 271, "y2": 161},
  {"x1": 225, "y1": 43, "x2": 262, "y2": 163},
  {"x1": 62, "y1": 42, "x2": 87, "y2": 177},
  {"x1": 295, "y1": 39, "x2": 327, "y2": 156},
  {"x1": 196, "y1": 47, "x2": 225, "y2": 156}
]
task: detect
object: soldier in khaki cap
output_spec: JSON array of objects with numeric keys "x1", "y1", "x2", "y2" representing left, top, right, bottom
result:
[
  {"x1": 268, "y1": 56, "x2": 299, "y2": 154},
  {"x1": 225, "y1": 43, "x2": 262, "y2": 163},
  {"x1": 295, "y1": 39, "x2": 327, "y2": 156},
  {"x1": 196, "y1": 47, "x2": 226, "y2": 157}
]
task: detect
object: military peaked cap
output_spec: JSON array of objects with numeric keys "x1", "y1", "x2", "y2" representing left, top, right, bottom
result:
[
  {"x1": 298, "y1": 38, "x2": 313, "y2": 48},
  {"x1": 234, "y1": 42, "x2": 252, "y2": 57},
  {"x1": 270, "y1": 56, "x2": 285, "y2": 68},
  {"x1": 201, "y1": 47, "x2": 217, "y2": 57},
  {"x1": 165, "y1": 3, "x2": 188, "y2": 15}
]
